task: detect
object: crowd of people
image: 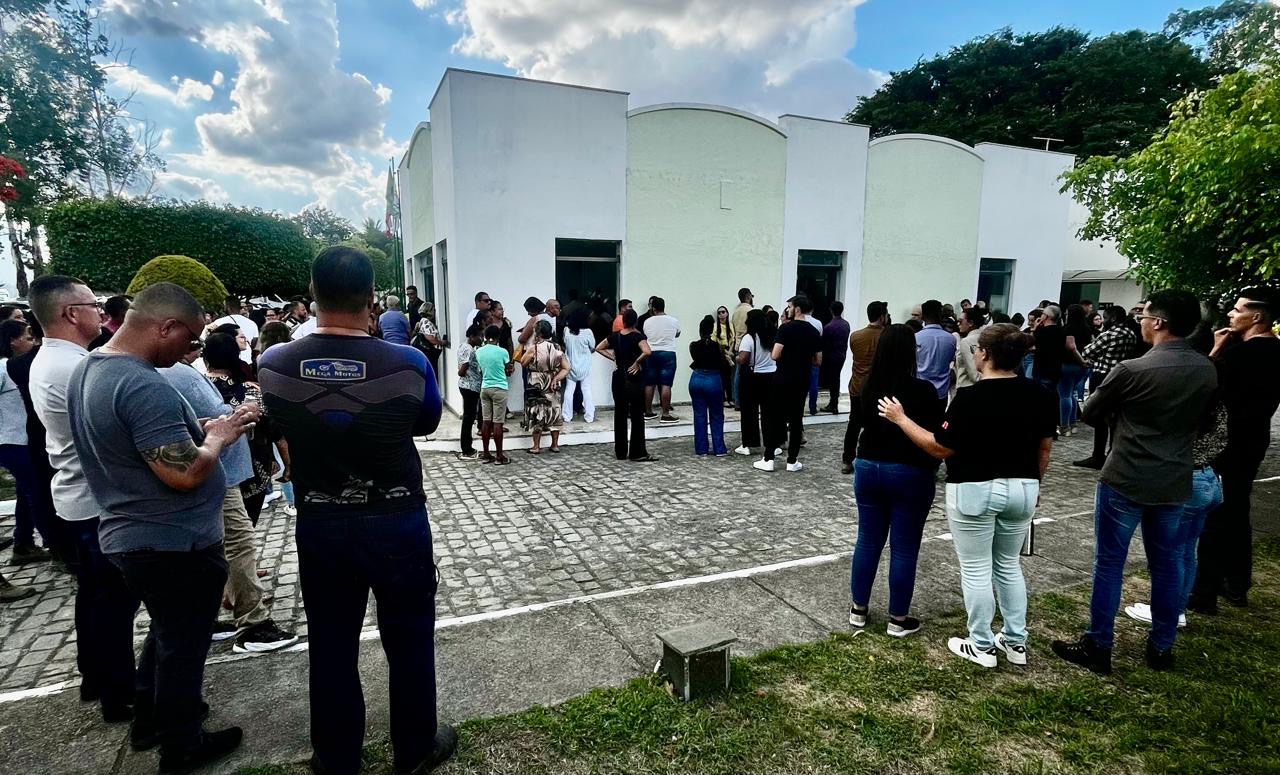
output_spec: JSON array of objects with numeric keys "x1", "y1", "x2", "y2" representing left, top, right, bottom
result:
[{"x1": 0, "y1": 241, "x2": 1277, "y2": 773}]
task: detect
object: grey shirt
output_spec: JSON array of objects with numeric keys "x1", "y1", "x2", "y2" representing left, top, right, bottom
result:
[
  {"x1": 68, "y1": 352, "x2": 226, "y2": 553},
  {"x1": 161, "y1": 362, "x2": 253, "y2": 486},
  {"x1": 1082, "y1": 339, "x2": 1217, "y2": 505}
]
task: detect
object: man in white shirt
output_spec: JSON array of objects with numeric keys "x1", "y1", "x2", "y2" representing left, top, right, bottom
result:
[
  {"x1": 292, "y1": 302, "x2": 319, "y2": 339},
  {"x1": 641, "y1": 296, "x2": 681, "y2": 423},
  {"x1": 211, "y1": 295, "x2": 258, "y2": 364},
  {"x1": 953, "y1": 307, "x2": 985, "y2": 393},
  {"x1": 28, "y1": 274, "x2": 140, "y2": 723},
  {"x1": 464, "y1": 291, "x2": 491, "y2": 332}
]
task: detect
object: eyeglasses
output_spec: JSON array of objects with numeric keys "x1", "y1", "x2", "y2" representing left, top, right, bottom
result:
[
  {"x1": 1133, "y1": 314, "x2": 1167, "y2": 323},
  {"x1": 65, "y1": 301, "x2": 104, "y2": 313}
]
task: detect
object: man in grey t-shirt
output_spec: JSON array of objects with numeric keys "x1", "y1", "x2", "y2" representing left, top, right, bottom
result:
[{"x1": 68, "y1": 283, "x2": 254, "y2": 771}]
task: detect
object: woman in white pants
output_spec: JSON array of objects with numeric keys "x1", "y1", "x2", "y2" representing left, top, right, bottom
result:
[
  {"x1": 880, "y1": 324, "x2": 1058, "y2": 668},
  {"x1": 561, "y1": 310, "x2": 596, "y2": 423}
]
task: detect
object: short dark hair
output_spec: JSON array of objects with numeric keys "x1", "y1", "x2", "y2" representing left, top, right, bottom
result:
[
  {"x1": 830, "y1": 301, "x2": 844, "y2": 316},
  {"x1": 474, "y1": 290, "x2": 489, "y2": 303},
  {"x1": 312, "y1": 246, "x2": 374, "y2": 314},
  {"x1": 522, "y1": 296, "x2": 544, "y2": 315},
  {"x1": 212, "y1": 323, "x2": 240, "y2": 338},
  {"x1": 465, "y1": 324, "x2": 483, "y2": 338},
  {"x1": 406, "y1": 285, "x2": 418, "y2": 293},
  {"x1": 788, "y1": 295, "x2": 813, "y2": 314},
  {"x1": 28, "y1": 274, "x2": 88, "y2": 329},
  {"x1": 738, "y1": 287, "x2": 752, "y2": 302},
  {"x1": 1103, "y1": 306, "x2": 1127, "y2": 327},
  {"x1": 618, "y1": 298, "x2": 632, "y2": 309},
  {"x1": 699, "y1": 314, "x2": 715, "y2": 339},
  {"x1": 224, "y1": 294, "x2": 240, "y2": 312},
  {"x1": 978, "y1": 323, "x2": 1032, "y2": 371},
  {"x1": 651, "y1": 296, "x2": 666, "y2": 312},
  {"x1": 1239, "y1": 286, "x2": 1278, "y2": 324},
  {"x1": 866, "y1": 300, "x2": 888, "y2": 322},
  {"x1": 104, "y1": 295, "x2": 131, "y2": 320},
  {"x1": 133, "y1": 283, "x2": 204, "y2": 325},
  {"x1": 1080, "y1": 299, "x2": 1094, "y2": 306},
  {"x1": 622, "y1": 309, "x2": 638, "y2": 327},
  {"x1": 921, "y1": 299, "x2": 943, "y2": 324},
  {"x1": 203, "y1": 332, "x2": 243, "y2": 374},
  {"x1": 484, "y1": 325, "x2": 501, "y2": 341},
  {"x1": 962, "y1": 308, "x2": 985, "y2": 328},
  {"x1": 0, "y1": 319, "x2": 29, "y2": 358},
  {"x1": 1146, "y1": 289, "x2": 1201, "y2": 338}
]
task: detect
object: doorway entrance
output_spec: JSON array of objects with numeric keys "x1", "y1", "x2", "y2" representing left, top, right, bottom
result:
[
  {"x1": 555, "y1": 238, "x2": 620, "y2": 339},
  {"x1": 796, "y1": 250, "x2": 845, "y2": 324}
]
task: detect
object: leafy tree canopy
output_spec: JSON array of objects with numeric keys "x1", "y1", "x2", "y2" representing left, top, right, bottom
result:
[
  {"x1": 1165, "y1": 0, "x2": 1280, "y2": 72},
  {"x1": 126, "y1": 255, "x2": 228, "y2": 312},
  {"x1": 1062, "y1": 68, "x2": 1279, "y2": 300},
  {"x1": 847, "y1": 27, "x2": 1214, "y2": 157},
  {"x1": 292, "y1": 206, "x2": 354, "y2": 246}
]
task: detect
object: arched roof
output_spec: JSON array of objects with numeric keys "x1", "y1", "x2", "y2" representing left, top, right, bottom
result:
[
  {"x1": 868, "y1": 133, "x2": 982, "y2": 161},
  {"x1": 627, "y1": 103, "x2": 787, "y2": 138},
  {"x1": 399, "y1": 122, "x2": 431, "y2": 170}
]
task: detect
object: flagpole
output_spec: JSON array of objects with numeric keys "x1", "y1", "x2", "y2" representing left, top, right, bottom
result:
[{"x1": 392, "y1": 159, "x2": 406, "y2": 299}]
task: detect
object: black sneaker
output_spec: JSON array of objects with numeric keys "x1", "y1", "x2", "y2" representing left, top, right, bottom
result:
[
  {"x1": 1221, "y1": 590, "x2": 1249, "y2": 608},
  {"x1": 1146, "y1": 640, "x2": 1174, "y2": 671},
  {"x1": 643, "y1": 412, "x2": 659, "y2": 422},
  {"x1": 407, "y1": 724, "x2": 458, "y2": 774},
  {"x1": 158, "y1": 727, "x2": 243, "y2": 775},
  {"x1": 232, "y1": 620, "x2": 299, "y2": 654},
  {"x1": 10, "y1": 544, "x2": 51, "y2": 565},
  {"x1": 132, "y1": 703, "x2": 211, "y2": 751},
  {"x1": 211, "y1": 621, "x2": 238, "y2": 642},
  {"x1": 886, "y1": 616, "x2": 921, "y2": 638},
  {"x1": 1051, "y1": 636, "x2": 1112, "y2": 675},
  {"x1": 102, "y1": 703, "x2": 134, "y2": 723},
  {"x1": 1186, "y1": 595, "x2": 1218, "y2": 616},
  {"x1": 1071, "y1": 457, "x2": 1104, "y2": 470}
]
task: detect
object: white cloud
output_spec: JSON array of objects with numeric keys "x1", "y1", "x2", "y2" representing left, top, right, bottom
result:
[
  {"x1": 211, "y1": 70, "x2": 225, "y2": 87},
  {"x1": 153, "y1": 171, "x2": 229, "y2": 201},
  {"x1": 106, "y1": 66, "x2": 216, "y2": 106},
  {"x1": 444, "y1": 0, "x2": 885, "y2": 119}
]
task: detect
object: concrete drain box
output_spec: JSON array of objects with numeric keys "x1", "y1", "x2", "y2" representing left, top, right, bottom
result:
[{"x1": 657, "y1": 623, "x2": 738, "y2": 702}]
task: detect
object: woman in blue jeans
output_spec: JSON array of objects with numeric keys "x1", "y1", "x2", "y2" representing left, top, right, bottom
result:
[
  {"x1": 0, "y1": 319, "x2": 55, "y2": 563},
  {"x1": 882, "y1": 324, "x2": 1058, "y2": 667},
  {"x1": 688, "y1": 316, "x2": 728, "y2": 456},
  {"x1": 847, "y1": 324, "x2": 943, "y2": 637}
]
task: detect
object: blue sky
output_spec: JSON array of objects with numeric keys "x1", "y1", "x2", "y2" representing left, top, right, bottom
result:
[{"x1": 100, "y1": 0, "x2": 1192, "y2": 224}]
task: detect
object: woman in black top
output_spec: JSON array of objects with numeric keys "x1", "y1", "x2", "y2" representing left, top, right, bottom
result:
[
  {"x1": 881, "y1": 324, "x2": 1057, "y2": 668},
  {"x1": 847, "y1": 324, "x2": 944, "y2": 638},
  {"x1": 595, "y1": 308, "x2": 656, "y2": 462},
  {"x1": 688, "y1": 315, "x2": 728, "y2": 456}
]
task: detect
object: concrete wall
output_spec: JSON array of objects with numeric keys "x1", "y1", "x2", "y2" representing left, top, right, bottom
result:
[
  {"x1": 626, "y1": 104, "x2": 787, "y2": 403},
  {"x1": 974, "y1": 143, "x2": 1075, "y2": 318},
  {"x1": 779, "y1": 114, "x2": 869, "y2": 392},
  {"x1": 862, "y1": 135, "x2": 984, "y2": 321},
  {"x1": 401, "y1": 123, "x2": 434, "y2": 270}
]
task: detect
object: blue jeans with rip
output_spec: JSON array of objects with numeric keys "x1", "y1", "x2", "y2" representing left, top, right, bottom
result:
[
  {"x1": 1087, "y1": 482, "x2": 1183, "y2": 651},
  {"x1": 946, "y1": 478, "x2": 1038, "y2": 648},
  {"x1": 850, "y1": 459, "x2": 936, "y2": 617},
  {"x1": 689, "y1": 369, "x2": 727, "y2": 456},
  {"x1": 1176, "y1": 467, "x2": 1223, "y2": 614}
]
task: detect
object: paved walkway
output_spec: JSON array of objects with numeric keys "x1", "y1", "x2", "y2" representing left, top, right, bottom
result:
[{"x1": 1, "y1": 415, "x2": 1277, "y2": 774}]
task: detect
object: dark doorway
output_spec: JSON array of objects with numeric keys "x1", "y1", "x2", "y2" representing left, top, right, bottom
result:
[
  {"x1": 977, "y1": 257, "x2": 1015, "y2": 315},
  {"x1": 796, "y1": 250, "x2": 845, "y2": 325},
  {"x1": 555, "y1": 239, "x2": 620, "y2": 342}
]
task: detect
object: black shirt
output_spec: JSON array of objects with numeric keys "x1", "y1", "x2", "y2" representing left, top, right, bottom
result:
[
  {"x1": 936, "y1": 377, "x2": 1058, "y2": 483},
  {"x1": 609, "y1": 331, "x2": 646, "y2": 382},
  {"x1": 689, "y1": 339, "x2": 724, "y2": 371},
  {"x1": 773, "y1": 320, "x2": 821, "y2": 387},
  {"x1": 1033, "y1": 325, "x2": 1067, "y2": 382},
  {"x1": 854, "y1": 377, "x2": 944, "y2": 470},
  {"x1": 1217, "y1": 336, "x2": 1280, "y2": 465}
]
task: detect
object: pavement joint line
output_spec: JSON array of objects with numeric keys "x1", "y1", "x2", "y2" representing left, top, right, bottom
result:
[{"x1": 1256, "y1": 475, "x2": 1280, "y2": 483}]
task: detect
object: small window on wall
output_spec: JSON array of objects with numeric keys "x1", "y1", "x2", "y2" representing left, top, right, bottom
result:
[
  {"x1": 977, "y1": 258, "x2": 1015, "y2": 316},
  {"x1": 796, "y1": 250, "x2": 846, "y2": 325},
  {"x1": 416, "y1": 247, "x2": 434, "y2": 306}
]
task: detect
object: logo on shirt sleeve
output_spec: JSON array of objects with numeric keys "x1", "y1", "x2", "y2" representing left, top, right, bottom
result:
[{"x1": 300, "y1": 359, "x2": 366, "y2": 381}]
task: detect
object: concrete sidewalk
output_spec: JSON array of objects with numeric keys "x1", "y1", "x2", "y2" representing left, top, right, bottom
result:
[{"x1": 10, "y1": 486, "x2": 1280, "y2": 775}]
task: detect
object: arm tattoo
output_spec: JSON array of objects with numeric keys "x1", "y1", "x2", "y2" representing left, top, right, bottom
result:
[{"x1": 141, "y1": 440, "x2": 201, "y2": 473}]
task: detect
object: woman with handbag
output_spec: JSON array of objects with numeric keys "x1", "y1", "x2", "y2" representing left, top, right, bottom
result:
[
  {"x1": 520, "y1": 320, "x2": 570, "y2": 453},
  {"x1": 412, "y1": 302, "x2": 448, "y2": 379},
  {"x1": 879, "y1": 323, "x2": 1057, "y2": 668}
]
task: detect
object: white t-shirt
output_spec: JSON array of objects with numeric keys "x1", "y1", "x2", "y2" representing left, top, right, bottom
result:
[
  {"x1": 211, "y1": 314, "x2": 258, "y2": 364},
  {"x1": 805, "y1": 315, "x2": 822, "y2": 335},
  {"x1": 738, "y1": 334, "x2": 777, "y2": 373},
  {"x1": 291, "y1": 318, "x2": 317, "y2": 339},
  {"x1": 642, "y1": 314, "x2": 681, "y2": 352},
  {"x1": 464, "y1": 307, "x2": 481, "y2": 332}
]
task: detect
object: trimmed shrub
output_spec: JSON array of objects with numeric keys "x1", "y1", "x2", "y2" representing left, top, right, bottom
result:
[
  {"x1": 45, "y1": 198, "x2": 313, "y2": 296},
  {"x1": 127, "y1": 255, "x2": 229, "y2": 312}
]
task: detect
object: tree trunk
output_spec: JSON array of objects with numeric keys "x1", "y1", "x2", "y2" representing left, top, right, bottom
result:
[
  {"x1": 3, "y1": 208, "x2": 28, "y2": 297},
  {"x1": 29, "y1": 224, "x2": 46, "y2": 279}
]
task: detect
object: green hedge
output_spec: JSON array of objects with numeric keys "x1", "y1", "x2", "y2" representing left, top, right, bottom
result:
[
  {"x1": 45, "y1": 198, "x2": 313, "y2": 297},
  {"x1": 127, "y1": 255, "x2": 229, "y2": 312}
]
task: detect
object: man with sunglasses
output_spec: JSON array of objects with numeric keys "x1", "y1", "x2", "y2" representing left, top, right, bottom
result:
[
  {"x1": 1190, "y1": 287, "x2": 1280, "y2": 612},
  {"x1": 66, "y1": 282, "x2": 255, "y2": 773}
]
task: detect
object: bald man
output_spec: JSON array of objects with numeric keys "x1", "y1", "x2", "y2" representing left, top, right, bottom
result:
[{"x1": 68, "y1": 283, "x2": 255, "y2": 771}]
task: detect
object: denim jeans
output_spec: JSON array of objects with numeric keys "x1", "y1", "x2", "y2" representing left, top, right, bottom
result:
[
  {"x1": 946, "y1": 478, "x2": 1037, "y2": 648},
  {"x1": 68, "y1": 518, "x2": 140, "y2": 709},
  {"x1": 297, "y1": 507, "x2": 439, "y2": 775},
  {"x1": 0, "y1": 443, "x2": 55, "y2": 549},
  {"x1": 1176, "y1": 467, "x2": 1223, "y2": 613},
  {"x1": 1087, "y1": 482, "x2": 1183, "y2": 651},
  {"x1": 808, "y1": 364, "x2": 820, "y2": 414},
  {"x1": 689, "y1": 369, "x2": 727, "y2": 456},
  {"x1": 1058, "y1": 363, "x2": 1086, "y2": 426},
  {"x1": 850, "y1": 459, "x2": 936, "y2": 616},
  {"x1": 111, "y1": 543, "x2": 228, "y2": 753}
]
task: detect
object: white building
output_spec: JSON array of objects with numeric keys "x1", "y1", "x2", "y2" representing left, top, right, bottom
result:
[{"x1": 401, "y1": 69, "x2": 1138, "y2": 413}]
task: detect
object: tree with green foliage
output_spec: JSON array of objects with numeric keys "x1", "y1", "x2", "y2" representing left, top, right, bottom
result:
[
  {"x1": 292, "y1": 206, "x2": 354, "y2": 246},
  {"x1": 1165, "y1": 0, "x2": 1280, "y2": 72},
  {"x1": 360, "y1": 216, "x2": 393, "y2": 255},
  {"x1": 126, "y1": 255, "x2": 228, "y2": 312},
  {"x1": 1062, "y1": 68, "x2": 1279, "y2": 300},
  {"x1": 45, "y1": 198, "x2": 313, "y2": 297},
  {"x1": 847, "y1": 27, "x2": 1214, "y2": 157}
]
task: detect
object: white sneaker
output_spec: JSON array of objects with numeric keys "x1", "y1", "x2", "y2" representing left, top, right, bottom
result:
[
  {"x1": 994, "y1": 632, "x2": 1028, "y2": 665},
  {"x1": 948, "y1": 636, "x2": 997, "y2": 668},
  {"x1": 848, "y1": 605, "x2": 868, "y2": 628},
  {"x1": 786, "y1": 461, "x2": 803, "y2": 473},
  {"x1": 283, "y1": 505, "x2": 297, "y2": 517},
  {"x1": 734, "y1": 446, "x2": 752, "y2": 456},
  {"x1": 264, "y1": 490, "x2": 282, "y2": 504},
  {"x1": 1123, "y1": 602, "x2": 1187, "y2": 629},
  {"x1": 753, "y1": 459, "x2": 775, "y2": 472}
]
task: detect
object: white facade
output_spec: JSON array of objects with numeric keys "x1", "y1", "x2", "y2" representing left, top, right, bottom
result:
[{"x1": 403, "y1": 69, "x2": 1130, "y2": 413}]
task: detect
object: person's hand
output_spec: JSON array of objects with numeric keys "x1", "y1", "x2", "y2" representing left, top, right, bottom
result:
[
  {"x1": 233, "y1": 403, "x2": 262, "y2": 423},
  {"x1": 877, "y1": 396, "x2": 906, "y2": 424},
  {"x1": 1213, "y1": 327, "x2": 1236, "y2": 349},
  {"x1": 627, "y1": 362, "x2": 641, "y2": 376},
  {"x1": 203, "y1": 412, "x2": 254, "y2": 446}
]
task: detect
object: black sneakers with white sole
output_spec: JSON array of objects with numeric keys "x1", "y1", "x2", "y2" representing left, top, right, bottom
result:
[{"x1": 886, "y1": 617, "x2": 921, "y2": 638}]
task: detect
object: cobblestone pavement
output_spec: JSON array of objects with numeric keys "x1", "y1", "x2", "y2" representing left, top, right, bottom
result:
[{"x1": 3, "y1": 416, "x2": 1278, "y2": 693}]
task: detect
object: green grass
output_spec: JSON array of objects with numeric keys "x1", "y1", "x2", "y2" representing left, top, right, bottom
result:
[{"x1": 239, "y1": 539, "x2": 1280, "y2": 775}]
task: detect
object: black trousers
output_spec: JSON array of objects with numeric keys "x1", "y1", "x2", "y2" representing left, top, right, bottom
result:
[
  {"x1": 842, "y1": 400, "x2": 863, "y2": 465},
  {"x1": 766, "y1": 382, "x2": 806, "y2": 463},
  {"x1": 612, "y1": 374, "x2": 648, "y2": 460},
  {"x1": 1194, "y1": 453, "x2": 1262, "y2": 600},
  {"x1": 740, "y1": 371, "x2": 771, "y2": 449},
  {"x1": 68, "y1": 518, "x2": 140, "y2": 709},
  {"x1": 460, "y1": 388, "x2": 480, "y2": 454},
  {"x1": 111, "y1": 543, "x2": 227, "y2": 753},
  {"x1": 821, "y1": 359, "x2": 844, "y2": 408}
]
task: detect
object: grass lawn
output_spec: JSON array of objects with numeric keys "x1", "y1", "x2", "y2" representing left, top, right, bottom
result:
[{"x1": 241, "y1": 539, "x2": 1280, "y2": 775}]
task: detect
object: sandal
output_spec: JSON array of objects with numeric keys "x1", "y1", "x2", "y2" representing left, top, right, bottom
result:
[
  {"x1": 549, "y1": 446, "x2": 561, "y2": 453},
  {"x1": 525, "y1": 448, "x2": 542, "y2": 455}
]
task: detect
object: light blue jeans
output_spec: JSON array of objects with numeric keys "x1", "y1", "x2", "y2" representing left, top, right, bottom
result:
[
  {"x1": 946, "y1": 478, "x2": 1039, "y2": 649},
  {"x1": 1176, "y1": 467, "x2": 1223, "y2": 614}
]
